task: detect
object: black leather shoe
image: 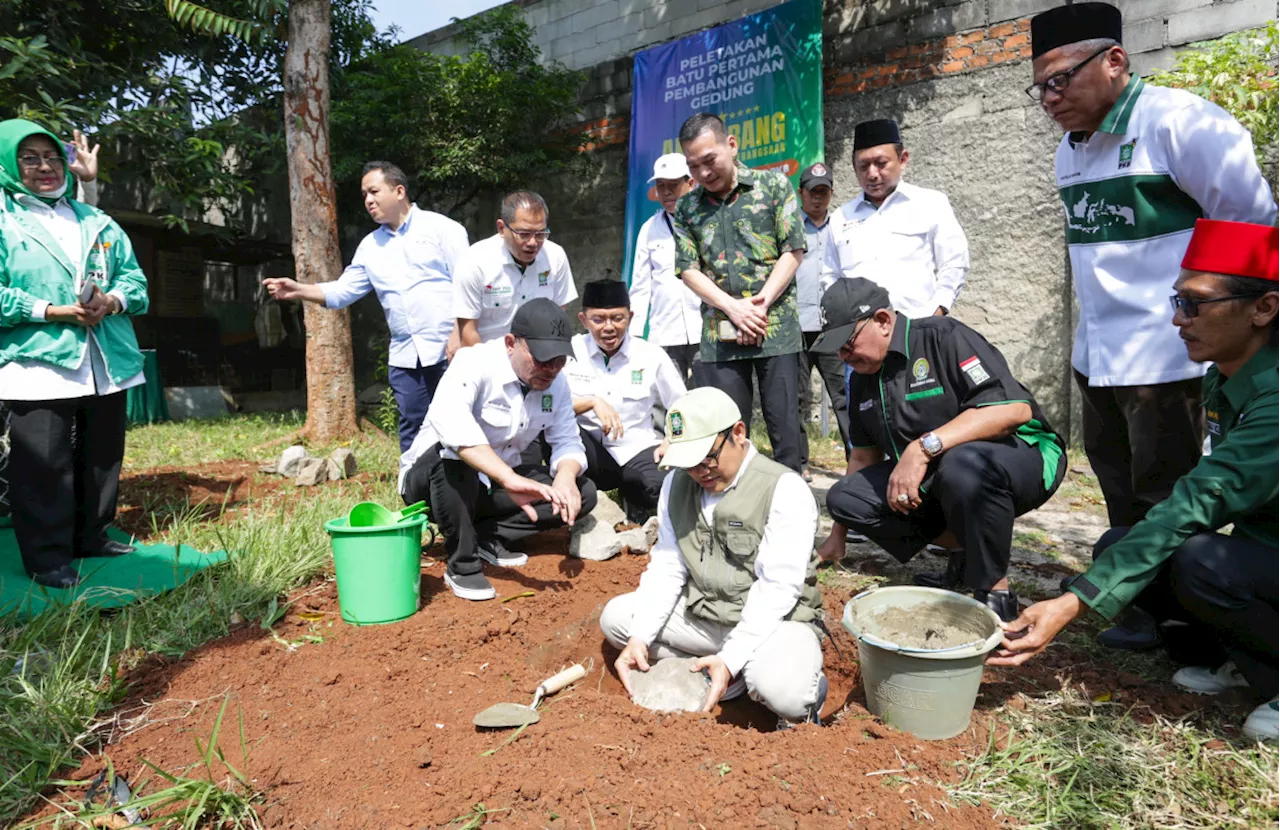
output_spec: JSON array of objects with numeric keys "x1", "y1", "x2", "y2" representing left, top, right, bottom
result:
[
  {"x1": 78, "y1": 539, "x2": 136, "y2": 558},
  {"x1": 974, "y1": 589, "x2": 1021, "y2": 623},
  {"x1": 914, "y1": 551, "x2": 964, "y2": 589},
  {"x1": 1096, "y1": 606, "x2": 1162, "y2": 651},
  {"x1": 32, "y1": 565, "x2": 81, "y2": 589}
]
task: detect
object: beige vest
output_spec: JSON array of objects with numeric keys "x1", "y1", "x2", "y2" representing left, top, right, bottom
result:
[{"x1": 669, "y1": 454, "x2": 823, "y2": 629}]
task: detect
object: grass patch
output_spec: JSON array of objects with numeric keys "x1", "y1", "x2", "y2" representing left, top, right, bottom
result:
[
  {"x1": 748, "y1": 420, "x2": 846, "y2": 471},
  {"x1": 954, "y1": 689, "x2": 1279, "y2": 829},
  {"x1": 123, "y1": 411, "x2": 308, "y2": 469},
  {"x1": 0, "y1": 417, "x2": 399, "y2": 822}
]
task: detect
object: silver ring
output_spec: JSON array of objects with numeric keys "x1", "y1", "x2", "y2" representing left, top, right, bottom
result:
[{"x1": 896, "y1": 493, "x2": 909, "y2": 503}]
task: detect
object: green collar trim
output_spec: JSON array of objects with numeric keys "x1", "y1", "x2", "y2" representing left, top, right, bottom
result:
[
  {"x1": 1221, "y1": 345, "x2": 1279, "y2": 411},
  {"x1": 1097, "y1": 75, "x2": 1144, "y2": 135}
]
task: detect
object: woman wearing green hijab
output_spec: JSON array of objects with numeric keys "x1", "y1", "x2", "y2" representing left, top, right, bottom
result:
[{"x1": 0, "y1": 119, "x2": 149, "y2": 588}]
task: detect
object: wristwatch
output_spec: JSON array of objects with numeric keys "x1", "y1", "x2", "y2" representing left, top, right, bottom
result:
[{"x1": 920, "y1": 432, "x2": 944, "y2": 459}]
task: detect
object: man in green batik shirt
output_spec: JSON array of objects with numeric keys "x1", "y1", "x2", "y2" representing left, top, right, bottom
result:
[{"x1": 673, "y1": 112, "x2": 807, "y2": 472}]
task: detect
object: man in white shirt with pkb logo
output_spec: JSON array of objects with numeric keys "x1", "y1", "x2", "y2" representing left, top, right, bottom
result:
[
  {"x1": 453, "y1": 190, "x2": 577, "y2": 349},
  {"x1": 264, "y1": 161, "x2": 468, "y2": 451},
  {"x1": 1029, "y1": 2, "x2": 1277, "y2": 539},
  {"x1": 565, "y1": 280, "x2": 687, "y2": 523},
  {"x1": 401, "y1": 299, "x2": 596, "y2": 601},
  {"x1": 628, "y1": 153, "x2": 703, "y2": 382},
  {"x1": 821, "y1": 119, "x2": 969, "y2": 320}
]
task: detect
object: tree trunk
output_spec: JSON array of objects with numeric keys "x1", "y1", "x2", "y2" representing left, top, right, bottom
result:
[{"x1": 283, "y1": 0, "x2": 358, "y2": 443}]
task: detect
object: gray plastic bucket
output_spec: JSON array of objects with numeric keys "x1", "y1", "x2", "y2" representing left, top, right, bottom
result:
[{"x1": 841, "y1": 586, "x2": 1003, "y2": 740}]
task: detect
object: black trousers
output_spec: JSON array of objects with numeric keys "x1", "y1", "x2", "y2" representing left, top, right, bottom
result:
[
  {"x1": 579, "y1": 428, "x2": 666, "y2": 522},
  {"x1": 7, "y1": 392, "x2": 128, "y2": 574},
  {"x1": 799, "y1": 331, "x2": 852, "y2": 467},
  {"x1": 402, "y1": 443, "x2": 598, "y2": 577},
  {"x1": 827, "y1": 439, "x2": 1066, "y2": 591},
  {"x1": 1094, "y1": 527, "x2": 1278, "y2": 699},
  {"x1": 1074, "y1": 371, "x2": 1203, "y2": 528},
  {"x1": 663, "y1": 344, "x2": 700, "y2": 388},
  {"x1": 694, "y1": 353, "x2": 801, "y2": 472}
]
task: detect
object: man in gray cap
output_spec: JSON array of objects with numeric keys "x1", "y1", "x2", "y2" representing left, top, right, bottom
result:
[
  {"x1": 1028, "y1": 0, "x2": 1276, "y2": 647},
  {"x1": 794, "y1": 161, "x2": 849, "y2": 479},
  {"x1": 812, "y1": 279, "x2": 1066, "y2": 622},
  {"x1": 821, "y1": 119, "x2": 969, "y2": 320},
  {"x1": 401, "y1": 298, "x2": 597, "y2": 601},
  {"x1": 601, "y1": 386, "x2": 828, "y2": 729}
]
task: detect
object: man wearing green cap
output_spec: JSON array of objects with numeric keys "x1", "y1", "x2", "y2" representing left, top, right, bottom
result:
[
  {"x1": 0, "y1": 119, "x2": 150, "y2": 588},
  {"x1": 600, "y1": 386, "x2": 828, "y2": 728},
  {"x1": 812, "y1": 278, "x2": 1066, "y2": 622}
]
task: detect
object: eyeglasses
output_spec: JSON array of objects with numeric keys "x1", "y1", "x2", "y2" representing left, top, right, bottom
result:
[
  {"x1": 1169, "y1": 293, "x2": 1266, "y2": 318},
  {"x1": 1024, "y1": 45, "x2": 1111, "y2": 102},
  {"x1": 505, "y1": 226, "x2": 551, "y2": 243},
  {"x1": 17, "y1": 154, "x2": 64, "y2": 170},
  {"x1": 691, "y1": 428, "x2": 734, "y2": 470},
  {"x1": 836, "y1": 319, "x2": 871, "y2": 355}
]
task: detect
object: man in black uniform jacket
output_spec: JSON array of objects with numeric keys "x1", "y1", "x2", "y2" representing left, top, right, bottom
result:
[{"x1": 812, "y1": 279, "x2": 1067, "y2": 620}]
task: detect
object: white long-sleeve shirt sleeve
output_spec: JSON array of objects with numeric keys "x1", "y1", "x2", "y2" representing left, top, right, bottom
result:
[
  {"x1": 1161, "y1": 99, "x2": 1278, "y2": 225},
  {"x1": 451, "y1": 249, "x2": 485, "y2": 321},
  {"x1": 928, "y1": 195, "x2": 969, "y2": 313},
  {"x1": 426, "y1": 351, "x2": 487, "y2": 451},
  {"x1": 627, "y1": 474, "x2": 690, "y2": 645},
  {"x1": 320, "y1": 242, "x2": 374, "y2": 310},
  {"x1": 544, "y1": 375, "x2": 588, "y2": 476},
  {"x1": 628, "y1": 224, "x2": 654, "y2": 340},
  {"x1": 819, "y1": 221, "x2": 843, "y2": 295},
  {"x1": 652, "y1": 346, "x2": 688, "y2": 410},
  {"x1": 717, "y1": 471, "x2": 819, "y2": 676}
]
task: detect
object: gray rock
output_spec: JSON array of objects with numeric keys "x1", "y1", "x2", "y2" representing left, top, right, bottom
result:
[
  {"x1": 325, "y1": 458, "x2": 343, "y2": 481},
  {"x1": 277, "y1": 445, "x2": 311, "y2": 478},
  {"x1": 591, "y1": 493, "x2": 628, "y2": 529},
  {"x1": 330, "y1": 448, "x2": 358, "y2": 479},
  {"x1": 294, "y1": 457, "x2": 329, "y2": 486},
  {"x1": 567, "y1": 513, "x2": 620, "y2": 561},
  {"x1": 629, "y1": 657, "x2": 710, "y2": 713},
  {"x1": 616, "y1": 527, "x2": 649, "y2": 555},
  {"x1": 641, "y1": 516, "x2": 660, "y2": 549}
]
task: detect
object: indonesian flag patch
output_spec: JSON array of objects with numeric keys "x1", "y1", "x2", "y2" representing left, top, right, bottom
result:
[{"x1": 960, "y1": 356, "x2": 990, "y2": 384}]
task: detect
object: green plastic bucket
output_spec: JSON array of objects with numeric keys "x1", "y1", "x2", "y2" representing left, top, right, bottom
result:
[
  {"x1": 324, "y1": 514, "x2": 426, "y2": 625},
  {"x1": 841, "y1": 586, "x2": 1003, "y2": 740}
]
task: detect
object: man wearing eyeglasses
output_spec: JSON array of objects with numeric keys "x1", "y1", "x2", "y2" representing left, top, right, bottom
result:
[
  {"x1": 453, "y1": 190, "x2": 577, "y2": 350},
  {"x1": 562, "y1": 280, "x2": 686, "y2": 523},
  {"x1": 601, "y1": 386, "x2": 828, "y2": 729},
  {"x1": 1028, "y1": 3, "x2": 1277, "y2": 599},
  {"x1": 399, "y1": 299, "x2": 597, "y2": 601},
  {"x1": 264, "y1": 161, "x2": 469, "y2": 452},
  {"x1": 812, "y1": 279, "x2": 1066, "y2": 622}
]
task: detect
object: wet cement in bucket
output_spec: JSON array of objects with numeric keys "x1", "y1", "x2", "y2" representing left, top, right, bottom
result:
[{"x1": 870, "y1": 606, "x2": 980, "y2": 650}]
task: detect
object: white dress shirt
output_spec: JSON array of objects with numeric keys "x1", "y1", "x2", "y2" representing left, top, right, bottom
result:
[
  {"x1": 795, "y1": 214, "x2": 832, "y2": 332},
  {"x1": 822, "y1": 181, "x2": 969, "y2": 318},
  {"x1": 563, "y1": 332, "x2": 687, "y2": 465},
  {"x1": 452, "y1": 234, "x2": 577, "y2": 343},
  {"x1": 0, "y1": 195, "x2": 142, "y2": 401},
  {"x1": 627, "y1": 209, "x2": 702, "y2": 346},
  {"x1": 399, "y1": 338, "x2": 587, "y2": 493},
  {"x1": 625, "y1": 445, "x2": 819, "y2": 676},
  {"x1": 320, "y1": 205, "x2": 469, "y2": 369}
]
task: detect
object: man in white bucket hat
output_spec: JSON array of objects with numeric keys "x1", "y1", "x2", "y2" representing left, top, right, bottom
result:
[
  {"x1": 599, "y1": 386, "x2": 828, "y2": 728},
  {"x1": 628, "y1": 152, "x2": 704, "y2": 382}
]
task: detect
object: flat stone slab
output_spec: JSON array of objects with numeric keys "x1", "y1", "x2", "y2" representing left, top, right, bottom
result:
[{"x1": 629, "y1": 657, "x2": 710, "y2": 713}]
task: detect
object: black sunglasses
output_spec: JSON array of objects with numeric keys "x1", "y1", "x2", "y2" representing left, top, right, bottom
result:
[
  {"x1": 1025, "y1": 45, "x2": 1111, "y2": 102},
  {"x1": 1170, "y1": 293, "x2": 1266, "y2": 318},
  {"x1": 693, "y1": 427, "x2": 735, "y2": 469}
]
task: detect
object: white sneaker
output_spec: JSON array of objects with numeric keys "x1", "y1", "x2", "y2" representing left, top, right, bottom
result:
[
  {"x1": 1242, "y1": 697, "x2": 1278, "y2": 742},
  {"x1": 1172, "y1": 661, "x2": 1250, "y2": 695}
]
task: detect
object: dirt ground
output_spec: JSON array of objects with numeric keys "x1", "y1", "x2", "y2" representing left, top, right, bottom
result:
[{"x1": 30, "y1": 462, "x2": 1242, "y2": 829}]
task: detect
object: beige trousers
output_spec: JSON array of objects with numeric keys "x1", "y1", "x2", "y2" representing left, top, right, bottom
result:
[{"x1": 600, "y1": 592, "x2": 824, "y2": 720}]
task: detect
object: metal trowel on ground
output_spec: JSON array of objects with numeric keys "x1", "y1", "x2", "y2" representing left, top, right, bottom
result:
[{"x1": 473, "y1": 663, "x2": 587, "y2": 729}]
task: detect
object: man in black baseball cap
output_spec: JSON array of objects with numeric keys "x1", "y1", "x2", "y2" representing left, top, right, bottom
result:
[
  {"x1": 399, "y1": 297, "x2": 597, "y2": 601},
  {"x1": 811, "y1": 278, "x2": 1067, "y2": 623}
]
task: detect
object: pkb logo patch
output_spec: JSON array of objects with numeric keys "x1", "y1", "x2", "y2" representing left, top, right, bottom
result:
[
  {"x1": 669, "y1": 411, "x2": 685, "y2": 437},
  {"x1": 959, "y1": 355, "x2": 990, "y2": 384},
  {"x1": 1118, "y1": 138, "x2": 1137, "y2": 169},
  {"x1": 631, "y1": 369, "x2": 644, "y2": 384},
  {"x1": 538, "y1": 270, "x2": 550, "y2": 287},
  {"x1": 541, "y1": 394, "x2": 553, "y2": 412}
]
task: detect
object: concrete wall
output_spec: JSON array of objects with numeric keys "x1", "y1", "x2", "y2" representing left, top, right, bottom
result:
[{"x1": 409, "y1": 0, "x2": 1277, "y2": 440}]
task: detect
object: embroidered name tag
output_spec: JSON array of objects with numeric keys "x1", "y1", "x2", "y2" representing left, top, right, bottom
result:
[
  {"x1": 728, "y1": 521, "x2": 744, "y2": 527},
  {"x1": 859, "y1": 399, "x2": 875, "y2": 411}
]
